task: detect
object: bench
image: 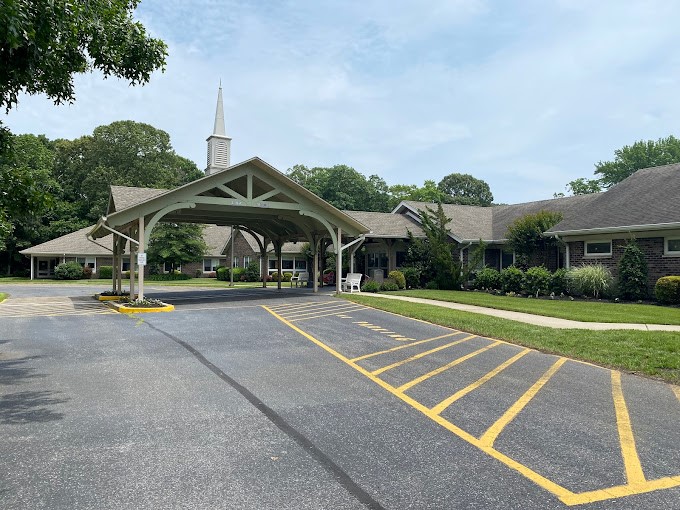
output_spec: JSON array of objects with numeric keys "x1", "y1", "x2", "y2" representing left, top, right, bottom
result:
[
  {"x1": 341, "y1": 273, "x2": 362, "y2": 293},
  {"x1": 290, "y1": 271, "x2": 309, "y2": 288}
]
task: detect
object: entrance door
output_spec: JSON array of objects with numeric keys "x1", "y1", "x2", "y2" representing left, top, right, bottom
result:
[{"x1": 37, "y1": 258, "x2": 57, "y2": 278}]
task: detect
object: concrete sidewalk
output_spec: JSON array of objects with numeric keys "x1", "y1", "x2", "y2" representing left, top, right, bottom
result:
[{"x1": 355, "y1": 292, "x2": 680, "y2": 331}]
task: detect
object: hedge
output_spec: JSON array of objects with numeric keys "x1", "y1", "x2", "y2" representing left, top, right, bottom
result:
[
  {"x1": 99, "y1": 266, "x2": 113, "y2": 279},
  {"x1": 655, "y1": 276, "x2": 680, "y2": 304}
]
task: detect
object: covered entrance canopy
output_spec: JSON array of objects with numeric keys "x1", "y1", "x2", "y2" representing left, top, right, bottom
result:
[{"x1": 88, "y1": 157, "x2": 369, "y2": 299}]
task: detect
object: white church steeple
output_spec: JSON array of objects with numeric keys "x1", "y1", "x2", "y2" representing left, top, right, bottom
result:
[{"x1": 206, "y1": 82, "x2": 232, "y2": 175}]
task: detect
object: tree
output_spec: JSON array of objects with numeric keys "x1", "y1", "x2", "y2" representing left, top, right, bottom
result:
[
  {"x1": 286, "y1": 164, "x2": 391, "y2": 212},
  {"x1": 388, "y1": 180, "x2": 447, "y2": 208},
  {"x1": 0, "y1": 134, "x2": 59, "y2": 270},
  {"x1": 618, "y1": 238, "x2": 648, "y2": 300},
  {"x1": 567, "y1": 177, "x2": 602, "y2": 195},
  {"x1": 403, "y1": 203, "x2": 461, "y2": 289},
  {"x1": 594, "y1": 135, "x2": 680, "y2": 188},
  {"x1": 56, "y1": 121, "x2": 203, "y2": 222},
  {"x1": 147, "y1": 223, "x2": 208, "y2": 272},
  {"x1": 0, "y1": 0, "x2": 167, "y2": 113},
  {"x1": 505, "y1": 210, "x2": 563, "y2": 268},
  {"x1": 437, "y1": 173, "x2": 493, "y2": 206}
]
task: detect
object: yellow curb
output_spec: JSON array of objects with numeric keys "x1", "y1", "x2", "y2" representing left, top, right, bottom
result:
[
  {"x1": 107, "y1": 301, "x2": 174, "y2": 314},
  {"x1": 96, "y1": 295, "x2": 129, "y2": 301}
]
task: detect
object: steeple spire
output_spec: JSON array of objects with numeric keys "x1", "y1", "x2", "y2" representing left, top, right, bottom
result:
[
  {"x1": 205, "y1": 82, "x2": 232, "y2": 175},
  {"x1": 213, "y1": 82, "x2": 226, "y2": 136}
]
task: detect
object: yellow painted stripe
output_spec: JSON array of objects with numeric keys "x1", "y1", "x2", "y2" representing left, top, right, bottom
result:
[
  {"x1": 479, "y1": 357, "x2": 567, "y2": 447},
  {"x1": 612, "y1": 371, "x2": 646, "y2": 484},
  {"x1": 350, "y1": 332, "x2": 463, "y2": 362},
  {"x1": 431, "y1": 348, "x2": 532, "y2": 415},
  {"x1": 561, "y1": 476, "x2": 680, "y2": 505},
  {"x1": 290, "y1": 307, "x2": 367, "y2": 322},
  {"x1": 282, "y1": 303, "x2": 363, "y2": 319},
  {"x1": 262, "y1": 305, "x2": 576, "y2": 503},
  {"x1": 267, "y1": 300, "x2": 328, "y2": 310},
  {"x1": 397, "y1": 341, "x2": 503, "y2": 393},
  {"x1": 371, "y1": 334, "x2": 477, "y2": 376},
  {"x1": 672, "y1": 385, "x2": 680, "y2": 403}
]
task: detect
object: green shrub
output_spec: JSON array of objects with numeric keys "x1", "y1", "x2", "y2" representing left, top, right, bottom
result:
[
  {"x1": 474, "y1": 268, "x2": 501, "y2": 290},
  {"x1": 283, "y1": 272, "x2": 293, "y2": 282},
  {"x1": 361, "y1": 280, "x2": 380, "y2": 293},
  {"x1": 245, "y1": 261, "x2": 261, "y2": 282},
  {"x1": 271, "y1": 272, "x2": 280, "y2": 282},
  {"x1": 232, "y1": 267, "x2": 245, "y2": 281},
  {"x1": 380, "y1": 278, "x2": 400, "y2": 291},
  {"x1": 500, "y1": 266, "x2": 524, "y2": 293},
  {"x1": 195, "y1": 269, "x2": 203, "y2": 277},
  {"x1": 99, "y1": 266, "x2": 113, "y2": 279},
  {"x1": 568, "y1": 264, "x2": 613, "y2": 298},
  {"x1": 54, "y1": 261, "x2": 83, "y2": 280},
  {"x1": 401, "y1": 267, "x2": 421, "y2": 289},
  {"x1": 82, "y1": 266, "x2": 93, "y2": 279},
  {"x1": 655, "y1": 276, "x2": 680, "y2": 304},
  {"x1": 388, "y1": 270, "x2": 406, "y2": 289},
  {"x1": 618, "y1": 239, "x2": 648, "y2": 300},
  {"x1": 425, "y1": 281, "x2": 439, "y2": 290},
  {"x1": 216, "y1": 266, "x2": 229, "y2": 281},
  {"x1": 523, "y1": 266, "x2": 551, "y2": 297},
  {"x1": 147, "y1": 273, "x2": 191, "y2": 281},
  {"x1": 549, "y1": 268, "x2": 569, "y2": 295}
]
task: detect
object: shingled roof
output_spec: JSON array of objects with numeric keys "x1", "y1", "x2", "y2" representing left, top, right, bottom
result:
[
  {"x1": 547, "y1": 163, "x2": 680, "y2": 234},
  {"x1": 109, "y1": 185, "x2": 168, "y2": 212},
  {"x1": 342, "y1": 210, "x2": 426, "y2": 238},
  {"x1": 398, "y1": 194, "x2": 600, "y2": 242},
  {"x1": 19, "y1": 225, "x2": 119, "y2": 256}
]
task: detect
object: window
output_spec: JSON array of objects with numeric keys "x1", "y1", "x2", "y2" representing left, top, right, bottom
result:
[
  {"x1": 665, "y1": 238, "x2": 680, "y2": 255},
  {"x1": 368, "y1": 252, "x2": 388, "y2": 269},
  {"x1": 243, "y1": 256, "x2": 251, "y2": 267},
  {"x1": 294, "y1": 259, "x2": 307, "y2": 270},
  {"x1": 76, "y1": 257, "x2": 95, "y2": 269},
  {"x1": 204, "y1": 258, "x2": 220, "y2": 272},
  {"x1": 269, "y1": 259, "x2": 277, "y2": 270},
  {"x1": 501, "y1": 251, "x2": 515, "y2": 269},
  {"x1": 281, "y1": 259, "x2": 294, "y2": 270},
  {"x1": 585, "y1": 241, "x2": 612, "y2": 257}
]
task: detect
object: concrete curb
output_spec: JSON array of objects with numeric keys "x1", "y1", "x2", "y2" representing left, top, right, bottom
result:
[{"x1": 353, "y1": 293, "x2": 680, "y2": 331}]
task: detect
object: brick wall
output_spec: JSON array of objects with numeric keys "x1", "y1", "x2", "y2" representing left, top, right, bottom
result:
[{"x1": 568, "y1": 238, "x2": 680, "y2": 292}]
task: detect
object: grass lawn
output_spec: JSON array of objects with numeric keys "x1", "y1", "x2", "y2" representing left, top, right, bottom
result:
[
  {"x1": 0, "y1": 277, "x2": 264, "y2": 288},
  {"x1": 0, "y1": 292, "x2": 7, "y2": 303},
  {"x1": 342, "y1": 294, "x2": 680, "y2": 385},
  {"x1": 390, "y1": 289, "x2": 680, "y2": 325}
]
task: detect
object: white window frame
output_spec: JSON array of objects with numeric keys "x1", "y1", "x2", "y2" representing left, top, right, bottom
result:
[
  {"x1": 203, "y1": 258, "x2": 220, "y2": 272},
  {"x1": 243, "y1": 255, "x2": 251, "y2": 267},
  {"x1": 664, "y1": 237, "x2": 680, "y2": 256},
  {"x1": 584, "y1": 240, "x2": 612, "y2": 258}
]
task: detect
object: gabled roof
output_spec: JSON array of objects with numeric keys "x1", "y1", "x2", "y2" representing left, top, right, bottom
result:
[
  {"x1": 92, "y1": 157, "x2": 369, "y2": 242},
  {"x1": 202, "y1": 225, "x2": 231, "y2": 257},
  {"x1": 547, "y1": 163, "x2": 680, "y2": 235},
  {"x1": 342, "y1": 210, "x2": 426, "y2": 238},
  {"x1": 395, "y1": 194, "x2": 601, "y2": 242}
]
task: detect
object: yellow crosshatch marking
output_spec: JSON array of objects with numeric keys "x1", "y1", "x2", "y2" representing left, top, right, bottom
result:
[
  {"x1": 0, "y1": 297, "x2": 114, "y2": 318},
  {"x1": 262, "y1": 304, "x2": 680, "y2": 506},
  {"x1": 371, "y1": 334, "x2": 476, "y2": 376},
  {"x1": 672, "y1": 385, "x2": 680, "y2": 403}
]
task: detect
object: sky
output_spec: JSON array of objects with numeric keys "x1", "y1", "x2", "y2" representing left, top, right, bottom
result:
[{"x1": 4, "y1": 0, "x2": 680, "y2": 204}]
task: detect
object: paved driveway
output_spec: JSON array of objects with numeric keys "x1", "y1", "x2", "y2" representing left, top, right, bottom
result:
[{"x1": 1, "y1": 285, "x2": 679, "y2": 509}]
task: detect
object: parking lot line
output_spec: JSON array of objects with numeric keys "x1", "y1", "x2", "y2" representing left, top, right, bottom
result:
[
  {"x1": 478, "y1": 357, "x2": 567, "y2": 448},
  {"x1": 280, "y1": 302, "x2": 361, "y2": 319},
  {"x1": 350, "y1": 332, "x2": 462, "y2": 362},
  {"x1": 263, "y1": 304, "x2": 680, "y2": 506},
  {"x1": 612, "y1": 371, "x2": 646, "y2": 484},
  {"x1": 268, "y1": 301, "x2": 339, "y2": 313},
  {"x1": 290, "y1": 305, "x2": 368, "y2": 322},
  {"x1": 431, "y1": 348, "x2": 532, "y2": 415},
  {"x1": 672, "y1": 385, "x2": 680, "y2": 403},
  {"x1": 370, "y1": 335, "x2": 477, "y2": 376},
  {"x1": 397, "y1": 341, "x2": 503, "y2": 392}
]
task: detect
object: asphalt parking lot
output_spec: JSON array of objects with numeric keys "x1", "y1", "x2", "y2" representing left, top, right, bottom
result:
[{"x1": 1, "y1": 285, "x2": 679, "y2": 509}]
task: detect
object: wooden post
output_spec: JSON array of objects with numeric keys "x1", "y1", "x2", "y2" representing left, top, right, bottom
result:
[
  {"x1": 117, "y1": 238, "x2": 123, "y2": 294},
  {"x1": 260, "y1": 236, "x2": 269, "y2": 288},
  {"x1": 312, "y1": 237, "x2": 319, "y2": 293},
  {"x1": 30, "y1": 255, "x2": 34, "y2": 280},
  {"x1": 276, "y1": 241, "x2": 282, "y2": 290},
  {"x1": 336, "y1": 227, "x2": 342, "y2": 293},
  {"x1": 138, "y1": 217, "x2": 145, "y2": 301},
  {"x1": 229, "y1": 226, "x2": 235, "y2": 287},
  {"x1": 130, "y1": 237, "x2": 136, "y2": 300}
]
